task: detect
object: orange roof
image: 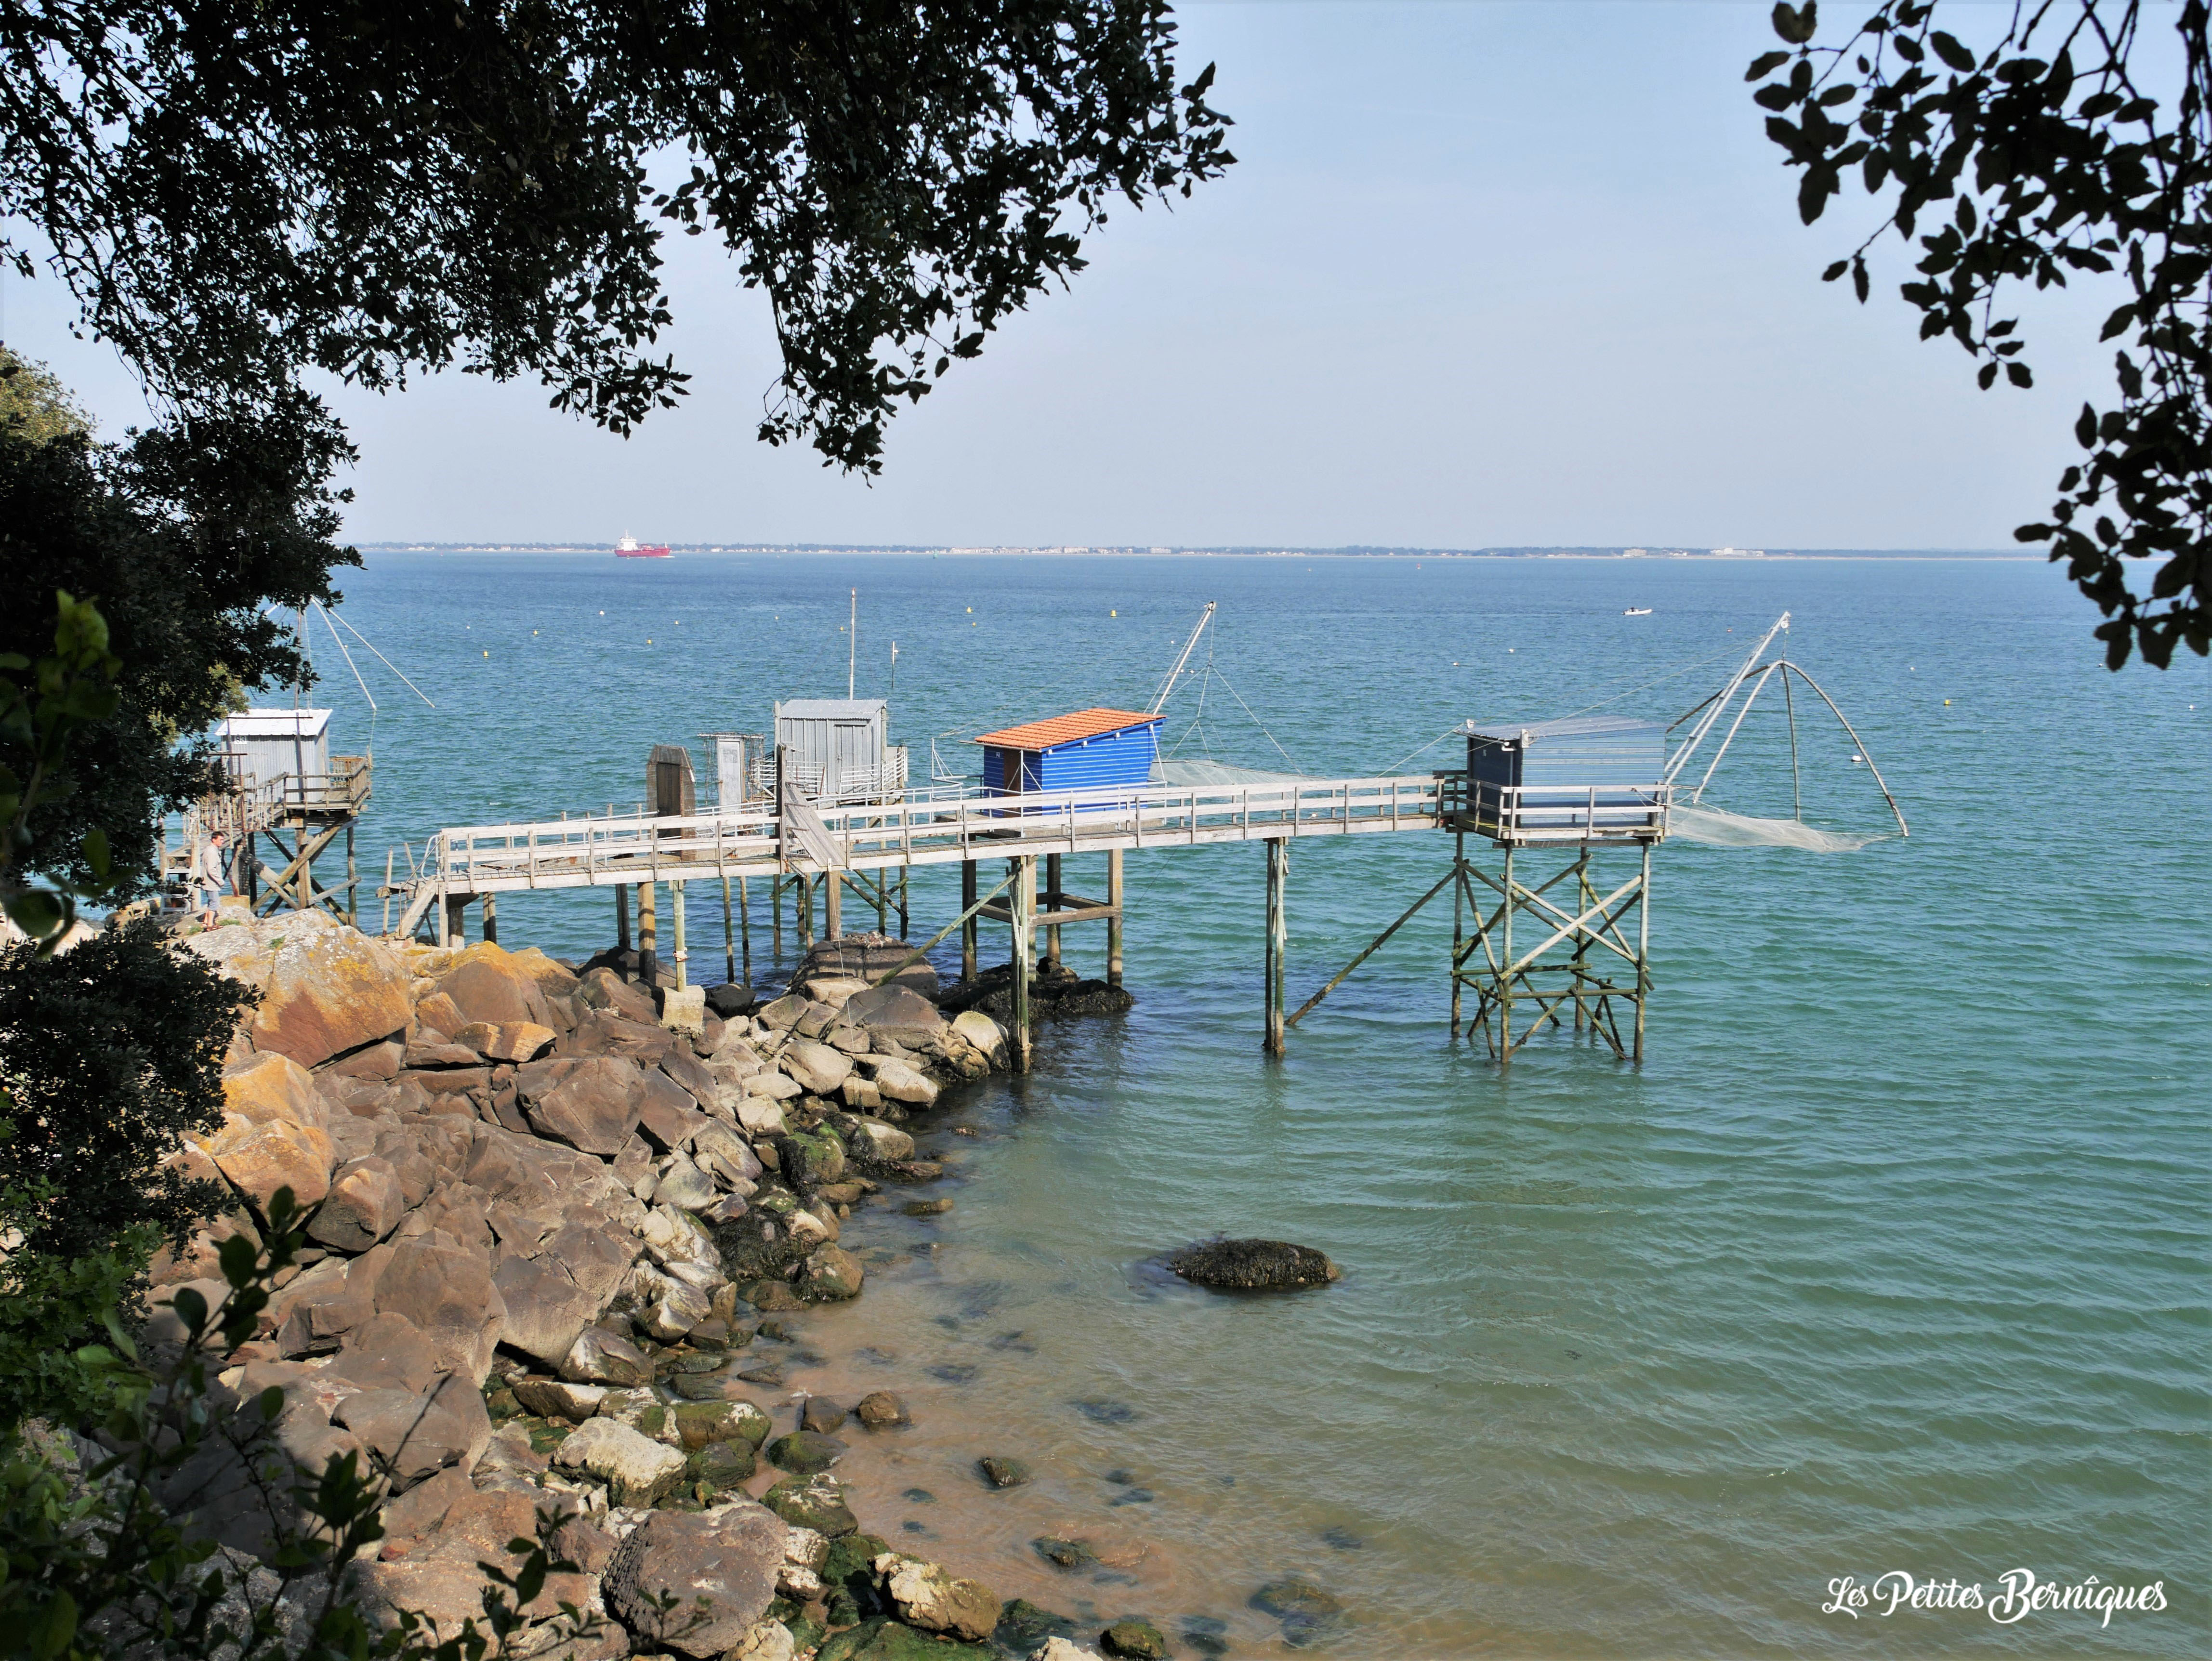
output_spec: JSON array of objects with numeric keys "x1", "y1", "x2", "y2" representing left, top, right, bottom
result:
[{"x1": 973, "y1": 708, "x2": 1162, "y2": 750}]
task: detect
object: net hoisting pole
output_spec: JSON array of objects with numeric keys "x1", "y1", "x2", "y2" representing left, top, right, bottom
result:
[
  {"x1": 1663, "y1": 611, "x2": 1790, "y2": 789},
  {"x1": 1149, "y1": 602, "x2": 1218, "y2": 715}
]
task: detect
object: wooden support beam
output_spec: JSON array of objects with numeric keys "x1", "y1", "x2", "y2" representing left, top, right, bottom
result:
[
  {"x1": 616, "y1": 883, "x2": 631, "y2": 951},
  {"x1": 1044, "y1": 853, "x2": 1063, "y2": 970},
  {"x1": 346, "y1": 824, "x2": 357, "y2": 929},
  {"x1": 1286, "y1": 866, "x2": 1456, "y2": 1029},
  {"x1": 961, "y1": 859, "x2": 978, "y2": 983},
  {"x1": 672, "y1": 879, "x2": 687, "y2": 989},
  {"x1": 637, "y1": 881, "x2": 658, "y2": 986},
  {"x1": 482, "y1": 892, "x2": 498, "y2": 944},
  {"x1": 1264, "y1": 838, "x2": 1287, "y2": 1056},
  {"x1": 824, "y1": 868, "x2": 842, "y2": 940},
  {"x1": 1107, "y1": 847, "x2": 1124, "y2": 989},
  {"x1": 1010, "y1": 857, "x2": 1034, "y2": 1073},
  {"x1": 866, "y1": 869, "x2": 1014, "y2": 989}
]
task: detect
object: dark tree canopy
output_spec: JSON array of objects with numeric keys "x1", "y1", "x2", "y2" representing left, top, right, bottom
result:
[
  {"x1": 0, "y1": 402, "x2": 353, "y2": 890},
  {"x1": 1752, "y1": 0, "x2": 2209, "y2": 668},
  {"x1": 0, "y1": 0, "x2": 1233, "y2": 471},
  {"x1": 0, "y1": 916, "x2": 244, "y2": 1260}
]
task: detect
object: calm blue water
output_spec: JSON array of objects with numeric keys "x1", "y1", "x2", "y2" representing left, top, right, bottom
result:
[{"x1": 317, "y1": 553, "x2": 2208, "y2": 1656}]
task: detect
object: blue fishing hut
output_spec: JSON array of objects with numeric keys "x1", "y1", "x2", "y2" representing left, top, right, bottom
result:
[
  {"x1": 974, "y1": 708, "x2": 1164, "y2": 795},
  {"x1": 1460, "y1": 714, "x2": 1668, "y2": 843}
]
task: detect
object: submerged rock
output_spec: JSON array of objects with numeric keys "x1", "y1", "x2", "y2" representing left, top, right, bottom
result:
[
  {"x1": 977, "y1": 1456, "x2": 1030, "y2": 1489},
  {"x1": 1251, "y1": 1576, "x2": 1347, "y2": 1646},
  {"x1": 874, "y1": 1553, "x2": 1002, "y2": 1642},
  {"x1": 1100, "y1": 1618, "x2": 1168, "y2": 1659},
  {"x1": 1166, "y1": 1238, "x2": 1341, "y2": 1292}
]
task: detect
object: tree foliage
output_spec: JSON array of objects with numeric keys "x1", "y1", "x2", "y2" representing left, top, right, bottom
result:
[
  {"x1": 1751, "y1": 0, "x2": 2209, "y2": 668},
  {"x1": 0, "y1": 0, "x2": 1234, "y2": 472},
  {"x1": 0, "y1": 410, "x2": 354, "y2": 892},
  {"x1": 0, "y1": 352, "x2": 89, "y2": 448},
  {"x1": 0, "y1": 915, "x2": 243, "y2": 1262}
]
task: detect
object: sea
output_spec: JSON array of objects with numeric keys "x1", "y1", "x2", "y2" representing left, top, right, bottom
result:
[{"x1": 314, "y1": 551, "x2": 2208, "y2": 1657}]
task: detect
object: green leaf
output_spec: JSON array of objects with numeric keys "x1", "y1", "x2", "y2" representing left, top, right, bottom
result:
[
  {"x1": 1746, "y1": 51, "x2": 1791, "y2": 80},
  {"x1": 2076, "y1": 403, "x2": 2098, "y2": 447},
  {"x1": 83, "y1": 827, "x2": 110, "y2": 881},
  {"x1": 1929, "y1": 31, "x2": 1976, "y2": 72},
  {"x1": 1822, "y1": 259, "x2": 1849, "y2": 281},
  {"x1": 2005, "y1": 361, "x2": 2032, "y2": 388},
  {"x1": 170, "y1": 1285, "x2": 209, "y2": 1335},
  {"x1": 1772, "y1": 2, "x2": 1818, "y2": 45},
  {"x1": 29, "y1": 1589, "x2": 79, "y2": 1660}
]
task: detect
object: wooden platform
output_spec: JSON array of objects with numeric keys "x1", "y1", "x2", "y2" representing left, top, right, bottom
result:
[{"x1": 395, "y1": 774, "x2": 1450, "y2": 936}]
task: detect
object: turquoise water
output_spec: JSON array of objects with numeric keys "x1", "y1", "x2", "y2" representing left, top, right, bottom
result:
[{"x1": 323, "y1": 553, "x2": 2208, "y2": 1656}]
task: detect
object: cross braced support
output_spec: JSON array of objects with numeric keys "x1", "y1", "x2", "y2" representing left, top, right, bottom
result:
[{"x1": 1451, "y1": 846, "x2": 1654, "y2": 1064}]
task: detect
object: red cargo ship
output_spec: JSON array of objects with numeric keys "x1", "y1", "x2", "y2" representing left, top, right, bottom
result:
[{"x1": 615, "y1": 534, "x2": 672, "y2": 558}]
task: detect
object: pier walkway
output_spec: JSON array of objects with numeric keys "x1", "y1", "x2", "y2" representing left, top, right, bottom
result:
[{"x1": 394, "y1": 773, "x2": 1447, "y2": 938}]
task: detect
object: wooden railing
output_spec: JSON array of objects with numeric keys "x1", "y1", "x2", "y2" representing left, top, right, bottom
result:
[
  {"x1": 1439, "y1": 776, "x2": 1670, "y2": 845},
  {"x1": 421, "y1": 773, "x2": 1449, "y2": 893}
]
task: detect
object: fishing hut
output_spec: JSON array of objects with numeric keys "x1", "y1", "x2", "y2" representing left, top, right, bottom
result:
[
  {"x1": 1441, "y1": 716, "x2": 1667, "y2": 1062},
  {"x1": 963, "y1": 708, "x2": 1160, "y2": 1005},
  {"x1": 186, "y1": 708, "x2": 372, "y2": 921},
  {"x1": 765, "y1": 699, "x2": 913, "y2": 950}
]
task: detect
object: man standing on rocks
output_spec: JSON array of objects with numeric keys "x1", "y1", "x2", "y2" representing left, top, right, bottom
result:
[{"x1": 192, "y1": 830, "x2": 229, "y2": 928}]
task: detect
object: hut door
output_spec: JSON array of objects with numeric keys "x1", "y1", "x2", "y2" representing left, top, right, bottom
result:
[
  {"x1": 647, "y1": 745, "x2": 696, "y2": 818},
  {"x1": 830, "y1": 720, "x2": 873, "y2": 802}
]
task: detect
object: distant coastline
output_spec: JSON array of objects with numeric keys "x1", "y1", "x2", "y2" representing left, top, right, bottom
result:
[{"x1": 353, "y1": 541, "x2": 2035, "y2": 560}]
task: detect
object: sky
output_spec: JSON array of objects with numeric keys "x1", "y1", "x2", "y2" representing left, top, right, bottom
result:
[{"x1": 0, "y1": 1, "x2": 2151, "y2": 550}]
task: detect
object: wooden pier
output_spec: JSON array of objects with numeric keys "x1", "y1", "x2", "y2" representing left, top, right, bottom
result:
[{"x1": 389, "y1": 768, "x2": 1672, "y2": 1069}]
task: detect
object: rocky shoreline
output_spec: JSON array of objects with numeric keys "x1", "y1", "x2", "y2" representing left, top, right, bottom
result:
[{"x1": 116, "y1": 906, "x2": 1210, "y2": 1661}]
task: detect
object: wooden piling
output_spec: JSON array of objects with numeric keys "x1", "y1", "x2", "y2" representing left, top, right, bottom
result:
[
  {"x1": 638, "y1": 881, "x2": 658, "y2": 987},
  {"x1": 1499, "y1": 846, "x2": 1515, "y2": 1065},
  {"x1": 1274, "y1": 836, "x2": 1291, "y2": 1057},
  {"x1": 616, "y1": 884, "x2": 631, "y2": 952},
  {"x1": 897, "y1": 868, "x2": 910, "y2": 938},
  {"x1": 739, "y1": 876, "x2": 752, "y2": 984},
  {"x1": 1044, "y1": 853, "x2": 1063, "y2": 971},
  {"x1": 722, "y1": 873, "x2": 736, "y2": 985},
  {"x1": 1450, "y1": 831, "x2": 1464, "y2": 1036},
  {"x1": 824, "y1": 869, "x2": 842, "y2": 941},
  {"x1": 1635, "y1": 842, "x2": 1652, "y2": 1062},
  {"x1": 1106, "y1": 847, "x2": 1124, "y2": 988},
  {"x1": 672, "y1": 879, "x2": 688, "y2": 989},
  {"x1": 961, "y1": 860, "x2": 979, "y2": 983},
  {"x1": 346, "y1": 824, "x2": 357, "y2": 929},
  {"x1": 482, "y1": 891, "x2": 498, "y2": 944},
  {"x1": 1010, "y1": 856, "x2": 1035, "y2": 1072}
]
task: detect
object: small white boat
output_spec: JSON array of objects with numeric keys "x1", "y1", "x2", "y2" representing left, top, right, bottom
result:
[{"x1": 1624, "y1": 607, "x2": 1653, "y2": 616}]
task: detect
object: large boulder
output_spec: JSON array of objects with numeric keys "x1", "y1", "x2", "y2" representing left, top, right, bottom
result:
[
  {"x1": 779, "y1": 1040, "x2": 852, "y2": 1096},
  {"x1": 250, "y1": 929, "x2": 412, "y2": 1069},
  {"x1": 874, "y1": 1554, "x2": 1002, "y2": 1643},
  {"x1": 1164, "y1": 1238, "x2": 1341, "y2": 1292},
  {"x1": 328, "y1": 1377, "x2": 493, "y2": 1490},
  {"x1": 371, "y1": 1237, "x2": 507, "y2": 1382},
  {"x1": 494, "y1": 1251, "x2": 615, "y2": 1371},
  {"x1": 222, "y1": 1053, "x2": 328, "y2": 1133},
  {"x1": 868, "y1": 1058, "x2": 938, "y2": 1107},
  {"x1": 550, "y1": 1417, "x2": 688, "y2": 1507},
  {"x1": 603, "y1": 1504, "x2": 789, "y2": 1657},
  {"x1": 840, "y1": 985, "x2": 946, "y2": 1045},
  {"x1": 760, "y1": 1474, "x2": 857, "y2": 1538},
  {"x1": 949, "y1": 1010, "x2": 1008, "y2": 1068},
  {"x1": 454, "y1": 1020, "x2": 556, "y2": 1063},
  {"x1": 845, "y1": 1119, "x2": 914, "y2": 1162},
  {"x1": 209, "y1": 1115, "x2": 336, "y2": 1211},
  {"x1": 518, "y1": 1056, "x2": 643, "y2": 1156},
  {"x1": 558, "y1": 1325, "x2": 653, "y2": 1387},
  {"x1": 433, "y1": 942, "x2": 557, "y2": 1031},
  {"x1": 346, "y1": 1490, "x2": 614, "y2": 1649},
  {"x1": 307, "y1": 1155, "x2": 405, "y2": 1252}
]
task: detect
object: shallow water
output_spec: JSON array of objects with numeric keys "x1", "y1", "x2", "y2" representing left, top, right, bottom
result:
[{"x1": 326, "y1": 552, "x2": 2208, "y2": 1656}]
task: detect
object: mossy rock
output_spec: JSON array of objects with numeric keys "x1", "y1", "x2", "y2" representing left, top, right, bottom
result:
[
  {"x1": 674, "y1": 1398, "x2": 770, "y2": 1449},
  {"x1": 822, "y1": 1531, "x2": 893, "y2": 1590},
  {"x1": 1252, "y1": 1577, "x2": 1346, "y2": 1646},
  {"x1": 484, "y1": 1384, "x2": 521, "y2": 1421},
  {"x1": 1101, "y1": 1617, "x2": 1168, "y2": 1659},
  {"x1": 976, "y1": 1456, "x2": 1029, "y2": 1489},
  {"x1": 817, "y1": 1619, "x2": 991, "y2": 1661},
  {"x1": 687, "y1": 1440, "x2": 755, "y2": 1488},
  {"x1": 746, "y1": 1279, "x2": 807, "y2": 1311},
  {"x1": 1031, "y1": 1536, "x2": 1099, "y2": 1572},
  {"x1": 784, "y1": 1126, "x2": 847, "y2": 1185},
  {"x1": 763, "y1": 1474, "x2": 858, "y2": 1537},
  {"x1": 994, "y1": 1597, "x2": 1080, "y2": 1654},
  {"x1": 521, "y1": 1418, "x2": 572, "y2": 1456},
  {"x1": 767, "y1": 1428, "x2": 846, "y2": 1474}
]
